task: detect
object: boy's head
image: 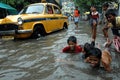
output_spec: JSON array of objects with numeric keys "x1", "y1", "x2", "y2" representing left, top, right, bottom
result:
[
  {"x1": 75, "y1": 6, "x2": 78, "y2": 9},
  {"x1": 102, "y1": 3, "x2": 109, "y2": 11},
  {"x1": 86, "y1": 48, "x2": 102, "y2": 67},
  {"x1": 67, "y1": 36, "x2": 77, "y2": 44},
  {"x1": 105, "y1": 9, "x2": 116, "y2": 22},
  {"x1": 67, "y1": 36, "x2": 77, "y2": 50},
  {"x1": 90, "y1": 5, "x2": 97, "y2": 11}
]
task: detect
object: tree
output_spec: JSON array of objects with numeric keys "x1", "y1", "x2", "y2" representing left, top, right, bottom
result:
[
  {"x1": 73, "y1": 0, "x2": 118, "y2": 13},
  {"x1": 0, "y1": 0, "x2": 61, "y2": 11},
  {"x1": 0, "y1": 0, "x2": 29, "y2": 11}
]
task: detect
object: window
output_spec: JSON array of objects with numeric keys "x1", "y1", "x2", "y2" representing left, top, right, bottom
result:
[
  {"x1": 19, "y1": 5, "x2": 44, "y2": 14},
  {"x1": 46, "y1": 5, "x2": 53, "y2": 14},
  {"x1": 53, "y1": 6, "x2": 61, "y2": 14}
]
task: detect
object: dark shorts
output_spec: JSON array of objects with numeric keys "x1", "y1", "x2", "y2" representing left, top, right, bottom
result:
[
  {"x1": 90, "y1": 18, "x2": 98, "y2": 26},
  {"x1": 111, "y1": 27, "x2": 120, "y2": 37}
]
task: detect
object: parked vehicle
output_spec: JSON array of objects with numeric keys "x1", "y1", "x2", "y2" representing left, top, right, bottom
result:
[{"x1": 0, "y1": 3, "x2": 68, "y2": 39}]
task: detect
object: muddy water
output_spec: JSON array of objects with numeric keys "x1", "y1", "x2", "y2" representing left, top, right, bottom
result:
[{"x1": 0, "y1": 21, "x2": 120, "y2": 80}]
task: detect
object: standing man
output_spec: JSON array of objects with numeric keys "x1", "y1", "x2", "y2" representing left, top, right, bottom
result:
[{"x1": 74, "y1": 6, "x2": 80, "y2": 28}]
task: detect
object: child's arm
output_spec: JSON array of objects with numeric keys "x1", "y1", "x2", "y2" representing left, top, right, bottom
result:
[
  {"x1": 101, "y1": 50, "x2": 112, "y2": 72},
  {"x1": 102, "y1": 61, "x2": 111, "y2": 72}
]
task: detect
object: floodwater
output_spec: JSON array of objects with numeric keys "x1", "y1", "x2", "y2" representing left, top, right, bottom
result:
[{"x1": 0, "y1": 21, "x2": 120, "y2": 80}]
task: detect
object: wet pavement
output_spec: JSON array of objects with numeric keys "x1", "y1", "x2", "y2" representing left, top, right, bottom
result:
[{"x1": 0, "y1": 20, "x2": 120, "y2": 80}]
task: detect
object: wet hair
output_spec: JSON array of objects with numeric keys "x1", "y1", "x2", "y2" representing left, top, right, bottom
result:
[
  {"x1": 84, "y1": 43, "x2": 93, "y2": 53},
  {"x1": 102, "y1": 3, "x2": 109, "y2": 7},
  {"x1": 84, "y1": 41, "x2": 95, "y2": 52},
  {"x1": 67, "y1": 36, "x2": 77, "y2": 44},
  {"x1": 83, "y1": 42, "x2": 94, "y2": 58},
  {"x1": 105, "y1": 9, "x2": 117, "y2": 17},
  {"x1": 88, "y1": 48, "x2": 102, "y2": 60}
]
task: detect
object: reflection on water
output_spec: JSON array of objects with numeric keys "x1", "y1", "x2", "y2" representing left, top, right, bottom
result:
[{"x1": 0, "y1": 21, "x2": 120, "y2": 80}]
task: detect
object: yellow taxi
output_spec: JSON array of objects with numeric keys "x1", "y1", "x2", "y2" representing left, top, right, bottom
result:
[{"x1": 0, "y1": 3, "x2": 68, "y2": 39}]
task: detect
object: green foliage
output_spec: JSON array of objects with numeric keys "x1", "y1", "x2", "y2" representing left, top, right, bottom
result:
[
  {"x1": 0, "y1": 0, "x2": 42, "y2": 11},
  {"x1": 73, "y1": 0, "x2": 118, "y2": 13},
  {"x1": 0, "y1": 0, "x2": 31, "y2": 11},
  {"x1": 0, "y1": 0, "x2": 118, "y2": 12}
]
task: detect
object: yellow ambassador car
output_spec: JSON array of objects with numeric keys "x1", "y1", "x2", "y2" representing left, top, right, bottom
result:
[{"x1": 0, "y1": 3, "x2": 68, "y2": 39}]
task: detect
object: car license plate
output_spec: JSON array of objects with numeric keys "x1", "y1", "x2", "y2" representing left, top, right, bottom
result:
[{"x1": 2, "y1": 36, "x2": 14, "y2": 40}]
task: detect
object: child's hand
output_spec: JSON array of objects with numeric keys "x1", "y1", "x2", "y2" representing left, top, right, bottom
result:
[
  {"x1": 107, "y1": 23, "x2": 112, "y2": 28},
  {"x1": 84, "y1": 57, "x2": 90, "y2": 63}
]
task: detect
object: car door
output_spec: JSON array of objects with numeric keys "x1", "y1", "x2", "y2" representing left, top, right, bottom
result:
[
  {"x1": 44, "y1": 5, "x2": 56, "y2": 33},
  {"x1": 53, "y1": 5, "x2": 63, "y2": 29}
]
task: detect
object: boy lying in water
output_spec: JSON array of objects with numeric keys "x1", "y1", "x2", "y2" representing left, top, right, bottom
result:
[{"x1": 83, "y1": 42, "x2": 112, "y2": 72}]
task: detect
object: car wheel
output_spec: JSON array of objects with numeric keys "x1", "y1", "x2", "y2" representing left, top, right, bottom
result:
[
  {"x1": 39, "y1": 26, "x2": 46, "y2": 37},
  {"x1": 31, "y1": 26, "x2": 41, "y2": 39}
]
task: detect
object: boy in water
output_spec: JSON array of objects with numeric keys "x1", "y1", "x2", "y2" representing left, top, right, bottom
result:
[
  {"x1": 83, "y1": 42, "x2": 112, "y2": 72},
  {"x1": 62, "y1": 36, "x2": 82, "y2": 54},
  {"x1": 56, "y1": 36, "x2": 82, "y2": 64}
]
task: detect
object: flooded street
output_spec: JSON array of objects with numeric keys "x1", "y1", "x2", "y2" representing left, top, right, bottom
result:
[{"x1": 0, "y1": 21, "x2": 120, "y2": 80}]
